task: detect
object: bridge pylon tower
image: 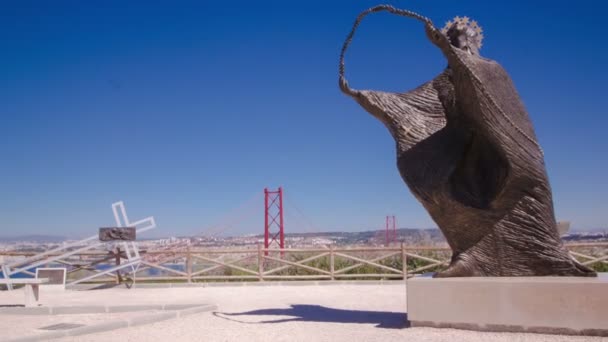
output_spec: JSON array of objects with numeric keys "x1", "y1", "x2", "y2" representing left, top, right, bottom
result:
[
  {"x1": 264, "y1": 187, "x2": 285, "y2": 255},
  {"x1": 385, "y1": 215, "x2": 397, "y2": 246}
]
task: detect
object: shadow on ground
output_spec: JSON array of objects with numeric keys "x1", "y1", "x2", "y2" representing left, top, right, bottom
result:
[{"x1": 215, "y1": 304, "x2": 408, "y2": 329}]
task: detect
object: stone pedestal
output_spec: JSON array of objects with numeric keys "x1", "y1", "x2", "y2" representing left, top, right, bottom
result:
[{"x1": 407, "y1": 275, "x2": 608, "y2": 336}]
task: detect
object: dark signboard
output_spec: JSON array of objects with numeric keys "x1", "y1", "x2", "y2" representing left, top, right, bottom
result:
[{"x1": 99, "y1": 227, "x2": 136, "y2": 241}]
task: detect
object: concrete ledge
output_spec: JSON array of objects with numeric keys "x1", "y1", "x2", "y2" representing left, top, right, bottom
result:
[
  {"x1": 127, "y1": 311, "x2": 177, "y2": 327},
  {"x1": 407, "y1": 276, "x2": 608, "y2": 336},
  {"x1": 4, "y1": 304, "x2": 217, "y2": 342},
  {"x1": 7, "y1": 331, "x2": 68, "y2": 342},
  {"x1": 0, "y1": 303, "x2": 209, "y2": 315},
  {"x1": 67, "y1": 320, "x2": 129, "y2": 336},
  {"x1": 177, "y1": 304, "x2": 218, "y2": 317},
  {"x1": 68, "y1": 279, "x2": 404, "y2": 290},
  {"x1": 162, "y1": 303, "x2": 201, "y2": 310},
  {"x1": 0, "y1": 307, "x2": 51, "y2": 315},
  {"x1": 52, "y1": 305, "x2": 107, "y2": 315},
  {"x1": 108, "y1": 304, "x2": 161, "y2": 313}
]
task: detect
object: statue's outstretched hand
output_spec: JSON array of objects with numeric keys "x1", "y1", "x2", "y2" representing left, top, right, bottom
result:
[
  {"x1": 339, "y1": 75, "x2": 358, "y2": 97},
  {"x1": 339, "y1": 76, "x2": 349, "y2": 93}
]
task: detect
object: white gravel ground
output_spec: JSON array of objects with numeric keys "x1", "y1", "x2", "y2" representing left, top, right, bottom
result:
[
  {"x1": 1, "y1": 282, "x2": 606, "y2": 342},
  {"x1": 0, "y1": 310, "x2": 159, "y2": 340}
]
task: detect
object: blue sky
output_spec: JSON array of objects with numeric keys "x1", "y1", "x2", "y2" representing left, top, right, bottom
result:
[{"x1": 1, "y1": 1, "x2": 606, "y2": 238}]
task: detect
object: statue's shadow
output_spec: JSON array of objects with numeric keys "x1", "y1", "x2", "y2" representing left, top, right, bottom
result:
[{"x1": 214, "y1": 304, "x2": 408, "y2": 329}]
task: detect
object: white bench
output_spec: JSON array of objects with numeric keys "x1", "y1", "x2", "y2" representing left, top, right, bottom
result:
[{"x1": 0, "y1": 278, "x2": 49, "y2": 307}]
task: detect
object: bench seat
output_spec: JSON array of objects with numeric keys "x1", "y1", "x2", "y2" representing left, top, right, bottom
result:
[{"x1": 0, "y1": 278, "x2": 49, "y2": 307}]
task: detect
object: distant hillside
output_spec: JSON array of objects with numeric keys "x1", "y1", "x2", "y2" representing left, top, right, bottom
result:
[
  {"x1": 0, "y1": 234, "x2": 68, "y2": 243},
  {"x1": 562, "y1": 231, "x2": 608, "y2": 242},
  {"x1": 239, "y1": 228, "x2": 448, "y2": 245},
  {"x1": 216, "y1": 226, "x2": 608, "y2": 245}
]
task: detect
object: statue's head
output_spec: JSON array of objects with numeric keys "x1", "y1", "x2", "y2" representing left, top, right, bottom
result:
[
  {"x1": 426, "y1": 16, "x2": 484, "y2": 58},
  {"x1": 441, "y1": 16, "x2": 484, "y2": 55}
]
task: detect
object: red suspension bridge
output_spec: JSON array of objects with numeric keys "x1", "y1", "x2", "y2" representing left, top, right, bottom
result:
[{"x1": 145, "y1": 186, "x2": 400, "y2": 262}]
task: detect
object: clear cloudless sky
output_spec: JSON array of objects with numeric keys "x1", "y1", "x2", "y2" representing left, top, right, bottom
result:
[{"x1": 1, "y1": 0, "x2": 606, "y2": 238}]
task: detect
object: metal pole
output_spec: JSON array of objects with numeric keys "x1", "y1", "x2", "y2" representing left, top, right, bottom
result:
[
  {"x1": 393, "y1": 216, "x2": 397, "y2": 243},
  {"x1": 264, "y1": 188, "x2": 269, "y2": 256},
  {"x1": 279, "y1": 187, "x2": 285, "y2": 256},
  {"x1": 385, "y1": 216, "x2": 389, "y2": 246}
]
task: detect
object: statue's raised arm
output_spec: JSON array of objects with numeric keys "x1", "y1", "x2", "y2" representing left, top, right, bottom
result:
[
  {"x1": 340, "y1": 74, "x2": 448, "y2": 152},
  {"x1": 339, "y1": 5, "x2": 594, "y2": 277},
  {"x1": 339, "y1": 5, "x2": 448, "y2": 152}
]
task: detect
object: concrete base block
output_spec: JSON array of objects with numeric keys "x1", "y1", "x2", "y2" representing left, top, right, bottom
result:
[{"x1": 407, "y1": 276, "x2": 608, "y2": 336}]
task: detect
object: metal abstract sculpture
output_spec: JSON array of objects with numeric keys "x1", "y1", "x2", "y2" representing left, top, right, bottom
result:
[{"x1": 339, "y1": 5, "x2": 595, "y2": 277}]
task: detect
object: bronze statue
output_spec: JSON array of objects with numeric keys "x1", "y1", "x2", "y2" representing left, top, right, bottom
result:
[{"x1": 339, "y1": 5, "x2": 595, "y2": 277}]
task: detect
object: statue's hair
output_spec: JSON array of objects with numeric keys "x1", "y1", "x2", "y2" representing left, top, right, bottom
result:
[{"x1": 442, "y1": 16, "x2": 484, "y2": 50}]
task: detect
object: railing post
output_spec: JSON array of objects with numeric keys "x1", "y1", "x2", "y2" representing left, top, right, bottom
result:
[
  {"x1": 330, "y1": 245, "x2": 335, "y2": 281},
  {"x1": 186, "y1": 246, "x2": 192, "y2": 283},
  {"x1": 257, "y1": 244, "x2": 264, "y2": 282},
  {"x1": 401, "y1": 243, "x2": 407, "y2": 280}
]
